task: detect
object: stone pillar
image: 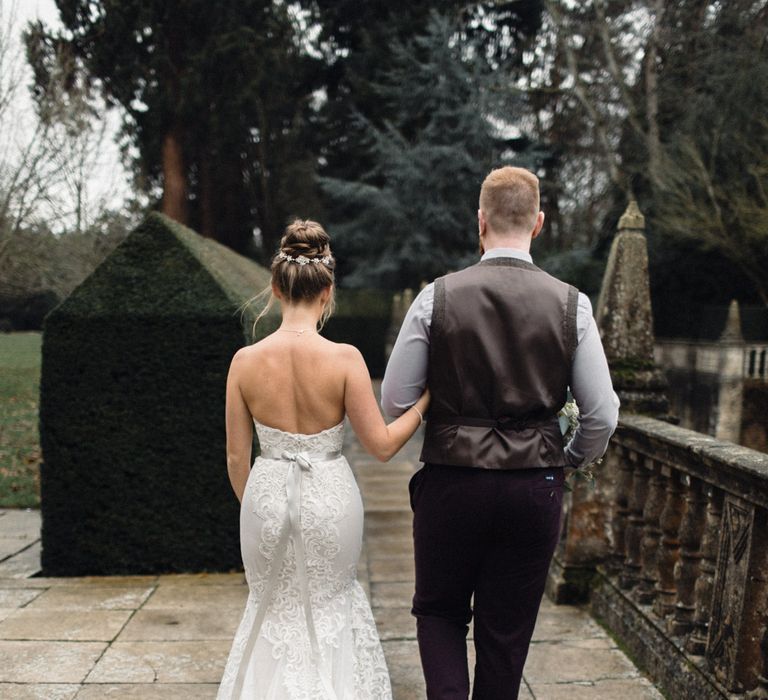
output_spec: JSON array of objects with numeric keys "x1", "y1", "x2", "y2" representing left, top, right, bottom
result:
[
  {"x1": 595, "y1": 199, "x2": 668, "y2": 415},
  {"x1": 714, "y1": 299, "x2": 745, "y2": 443},
  {"x1": 547, "y1": 199, "x2": 668, "y2": 603}
]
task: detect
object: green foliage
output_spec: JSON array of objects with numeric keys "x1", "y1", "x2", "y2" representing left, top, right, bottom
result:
[
  {"x1": 537, "y1": 248, "x2": 606, "y2": 299},
  {"x1": 649, "y1": 2, "x2": 768, "y2": 305},
  {"x1": 33, "y1": 1, "x2": 323, "y2": 254},
  {"x1": 320, "y1": 12, "x2": 538, "y2": 290},
  {"x1": 0, "y1": 212, "x2": 133, "y2": 329},
  {"x1": 312, "y1": 1, "x2": 543, "y2": 183},
  {"x1": 522, "y1": 1, "x2": 768, "y2": 309},
  {"x1": 39, "y1": 214, "x2": 274, "y2": 575},
  {"x1": 322, "y1": 290, "x2": 393, "y2": 378},
  {"x1": 0, "y1": 332, "x2": 42, "y2": 508}
]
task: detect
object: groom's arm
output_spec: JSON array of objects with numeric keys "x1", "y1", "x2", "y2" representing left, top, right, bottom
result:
[
  {"x1": 565, "y1": 293, "x2": 621, "y2": 467},
  {"x1": 381, "y1": 284, "x2": 434, "y2": 417}
]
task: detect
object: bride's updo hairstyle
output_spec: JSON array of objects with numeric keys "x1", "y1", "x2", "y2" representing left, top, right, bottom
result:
[{"x1": 246, "y1": 219, "x2": 336, "y2": 335}]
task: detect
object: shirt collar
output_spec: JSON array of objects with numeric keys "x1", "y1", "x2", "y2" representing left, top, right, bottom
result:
[{"x1": 480, "y1": 247, "x2": 533, "y2": 264}]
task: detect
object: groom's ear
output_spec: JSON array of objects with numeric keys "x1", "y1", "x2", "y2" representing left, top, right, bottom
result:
[
  {"x1": 531, "y1": 211, "x2": 545, "y2": 240},
  {"x1": 478, "y1": 209, "x2": 486, "y2": 236}
]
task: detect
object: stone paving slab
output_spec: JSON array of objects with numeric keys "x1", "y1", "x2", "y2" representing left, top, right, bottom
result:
[
  {"x1": 527, "y1": 679, "x2": 663, "y2": 699},
  {"x1": 0, "y1": 541, "x2": 42, "y2": 578},
  {"x1": 0, "y1": 587, "x2": 44, "y2": 607},
  {"x1": 369, "y1": 556, "x2": 416, "y2": 583},
  {"x1": 84, "y1": 641, "x2": 230, "y2": 684},
  {"x1": 120, "y1": 607, "x2": 243, "y2": 641},
  {"x1": 75, "y1": 684, "x2": 220, "y2": 698},
  {"x1": 0, "y1": 608, "x2": 132, "y2": 641},
  {"x1": 524, "y1": 637, "x2": 640, "y2": 685},
  {"x1": 27, "y1": 585, "x2": 154, "y2": 610},
  {"x1": 381, "y1": 640, "x2": 425, "y2": 700},
  {"x1": 0, "y1": 537, "x2": 33, "y2": 559},
  {"x1": 372, "y1": 606, "x2": 416, "y2": 640},
  {"x1": 0, "y1": 640, "x2": 106, "y2": 682},
  {"x1": 0, "y1": 508, "x2": 41, "y2": 540},
  {"x1": 141, "y1": 583, "x2": 248, "y2": 610},
  {"x1": 371, "y1": 581, "x2": 415, "y2": 608},
  {"x1": 155, "y1": 573, "x2": 244, "y2": 586},
  {"x1": 531, "y1": 601, "x2": 608, "y2": 641},
  {"x1": 0, "y1": 683, "x2": 81, "y2": 699}
]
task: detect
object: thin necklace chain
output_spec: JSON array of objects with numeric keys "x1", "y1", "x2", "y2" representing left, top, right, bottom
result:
[{"x1": 277, "y1": 327, "x2": 317, "y2": 335}]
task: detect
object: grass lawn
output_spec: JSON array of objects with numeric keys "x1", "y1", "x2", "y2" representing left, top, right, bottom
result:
[{"x1": 0, "y1": 332, "x2": 41, "y2": 508}]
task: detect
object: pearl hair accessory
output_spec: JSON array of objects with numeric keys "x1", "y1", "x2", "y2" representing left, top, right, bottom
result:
[{"x1": 277, "y1": 251, "x2": 333, "y2": 266}]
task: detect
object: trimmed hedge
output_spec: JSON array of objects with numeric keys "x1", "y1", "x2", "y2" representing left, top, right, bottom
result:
[
  {"x1": 323, "y1": 289, "x2": 393, "y2": 378},
  {"x1": 0, "y1": 290, "x2": 61, "y2": 331},
  {"x1": 40, "y1": 213, "x2": 276, "y2": 575}
]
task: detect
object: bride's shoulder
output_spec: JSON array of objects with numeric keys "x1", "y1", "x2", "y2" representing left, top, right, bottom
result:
[
  {"x1": 327, "y1": 340, "x2": 364, "y2": 361},
  {"x1": 229, "y1": 336, "x2": 274, "y2": 365},
  {"x1": 326, "y1": 342, "x2": 368, "y2": 377}
]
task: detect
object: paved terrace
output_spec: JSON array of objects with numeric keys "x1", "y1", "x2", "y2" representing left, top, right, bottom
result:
[{"x1": 0, "y1": 427, "x2": 664, "y2": 699}]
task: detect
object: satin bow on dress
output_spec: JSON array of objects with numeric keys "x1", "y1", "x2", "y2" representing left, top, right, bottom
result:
[{"x1": 230, "y1": 448, "x2": 342, "y2": 700}]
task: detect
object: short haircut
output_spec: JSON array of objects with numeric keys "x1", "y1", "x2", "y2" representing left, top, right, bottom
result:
[{"x1": 479, "y1": 166, "x2": 540, "y2": 234}]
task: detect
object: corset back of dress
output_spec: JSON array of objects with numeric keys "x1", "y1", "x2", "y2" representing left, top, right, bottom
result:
[{"x1": 254, "y1": 419, "x2": 345, "y2": 454}]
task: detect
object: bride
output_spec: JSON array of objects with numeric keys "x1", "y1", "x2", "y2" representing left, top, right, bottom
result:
[{"x1": 216, "y1": 220, "x2": 429, "y2": 700}]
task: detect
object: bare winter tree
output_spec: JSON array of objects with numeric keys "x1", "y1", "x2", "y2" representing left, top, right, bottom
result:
[
  {"x1": 0, "y1": 0, "x2": 131, "y2": 307},
  {"x1": 533, "y1": 0, "x2": 768, "y2": 305}
]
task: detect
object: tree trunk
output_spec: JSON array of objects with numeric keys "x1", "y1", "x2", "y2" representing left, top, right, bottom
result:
[
  {"x1": 645, "y1": 0, "x2": 663, "y2": 189},
  {"x1": 199, "y1": 150, "x2": 215, "y2": 239},
  {"x1": 161, "y1": 125, "x2": 188, "y2": 225}
]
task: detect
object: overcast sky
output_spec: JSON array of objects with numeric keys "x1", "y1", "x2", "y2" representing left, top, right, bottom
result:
[{"x1": 6, "y1": 0, "x2": 132, "y2": 230}]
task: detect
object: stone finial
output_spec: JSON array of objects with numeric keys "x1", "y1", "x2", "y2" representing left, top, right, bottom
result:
[
  {"x1": 618, "y1": 199, "x2": 645, "y2": 232},
  {"x1": 595, "y1": 199, "x2": 668, "y2": 415},
  {"x1": 719, "y1": 299, "x2": 744, "y2": 343}
]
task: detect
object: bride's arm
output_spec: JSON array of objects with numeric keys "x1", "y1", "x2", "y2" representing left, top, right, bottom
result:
[
  {"x1": 343, "y1": 345, "x2": 430, "y2": 462},
  {"x1": 225, "y1": 349, "x2": 253, "y2": 503}
]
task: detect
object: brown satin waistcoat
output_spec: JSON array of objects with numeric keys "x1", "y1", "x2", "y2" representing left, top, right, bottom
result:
[{"x1": 420, "y1": 257, "x2": 579, "y2": 469}]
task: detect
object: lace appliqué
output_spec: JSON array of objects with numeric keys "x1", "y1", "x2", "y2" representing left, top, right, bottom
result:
[{"x1": 216, "y1": 421, "x2": 392, "y2": 700}]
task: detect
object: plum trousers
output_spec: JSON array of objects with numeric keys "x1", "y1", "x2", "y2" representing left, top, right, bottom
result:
[{"x1": 409, "y1": 463, "x2": 564, "y2": 700}]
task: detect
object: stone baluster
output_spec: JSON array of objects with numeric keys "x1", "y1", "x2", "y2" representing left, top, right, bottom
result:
[
  {"x1": 686, "y1": 488, "x2": 724, "y2": 655},
  {"x1": 609, "y1": 445, "x2": 633, "y2": 576},
  {"x1": 668, "y1": 476, "x2": 707, "y2": 636},
  {"x1": 653, "y1": 468, "x2": 685, "y2": 618},
  {"x1": 747, "y1": 622, "x2": 768, "y2": 699},
  {"x1": 636, "y1": 461, "x2": 666, "y2": 604},
  {"x1": 620, "y1": 452, "x2": 649, "y2": 591}
]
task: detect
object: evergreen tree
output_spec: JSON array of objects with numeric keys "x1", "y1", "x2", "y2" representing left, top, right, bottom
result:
[
  {"x1": 310, "y1": 1, "x2": 543, "y2": 189},
  {"x1": 26, "y1": 1, "x2": 322, "y2": 255},
  {"x1": 320, "y1": 12, "x2": 540, "y2": 290}
]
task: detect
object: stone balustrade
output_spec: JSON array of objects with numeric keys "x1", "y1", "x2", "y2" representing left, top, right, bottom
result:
[
  {"x1": 591, "y1": 414, "x2": 768, "y2": 699},
  {"x1": 745, "y1": 345, "x2": 768, "y2": 381}
]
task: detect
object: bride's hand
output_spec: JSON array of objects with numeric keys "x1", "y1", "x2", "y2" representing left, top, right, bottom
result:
[{"x1": 414, "y1": 387, "x2": 430, "y2": 417}]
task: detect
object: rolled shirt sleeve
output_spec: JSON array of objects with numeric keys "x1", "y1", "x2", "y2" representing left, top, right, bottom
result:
[{"x1": 565, "y1": 293, "x2": 621, "y2": 468}]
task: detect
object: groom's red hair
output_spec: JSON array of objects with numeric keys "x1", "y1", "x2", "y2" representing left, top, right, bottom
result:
[{"x1": 479, "y1": 167, "x2": 540, "y2": 235}]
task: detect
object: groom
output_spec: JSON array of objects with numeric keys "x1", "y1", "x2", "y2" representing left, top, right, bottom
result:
[{"x1": 381, "y1": 166, "x2": 619, "y2": 699}]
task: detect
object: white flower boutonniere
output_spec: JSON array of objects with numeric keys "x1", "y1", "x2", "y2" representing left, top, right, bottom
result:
[{"x1": 557, "y1": 393, "x2": 601, "y2": 491}]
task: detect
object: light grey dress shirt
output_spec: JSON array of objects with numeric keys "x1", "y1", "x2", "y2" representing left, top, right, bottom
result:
[{"x1": 380, "y1": 247, "x2": 620, "y2": 468}]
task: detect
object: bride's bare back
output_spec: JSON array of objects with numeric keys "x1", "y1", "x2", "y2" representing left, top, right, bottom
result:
[
  {"x1": 236, "y1": 331, "x2": 349, "y2": 434},
  {"x1": 225, "y1": 327, "x2": 429, "y2": 503}
]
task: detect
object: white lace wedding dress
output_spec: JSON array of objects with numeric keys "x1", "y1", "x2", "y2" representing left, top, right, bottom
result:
[{"x1": 216, "y1": 419, "x2": 392, "y2": 700}]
